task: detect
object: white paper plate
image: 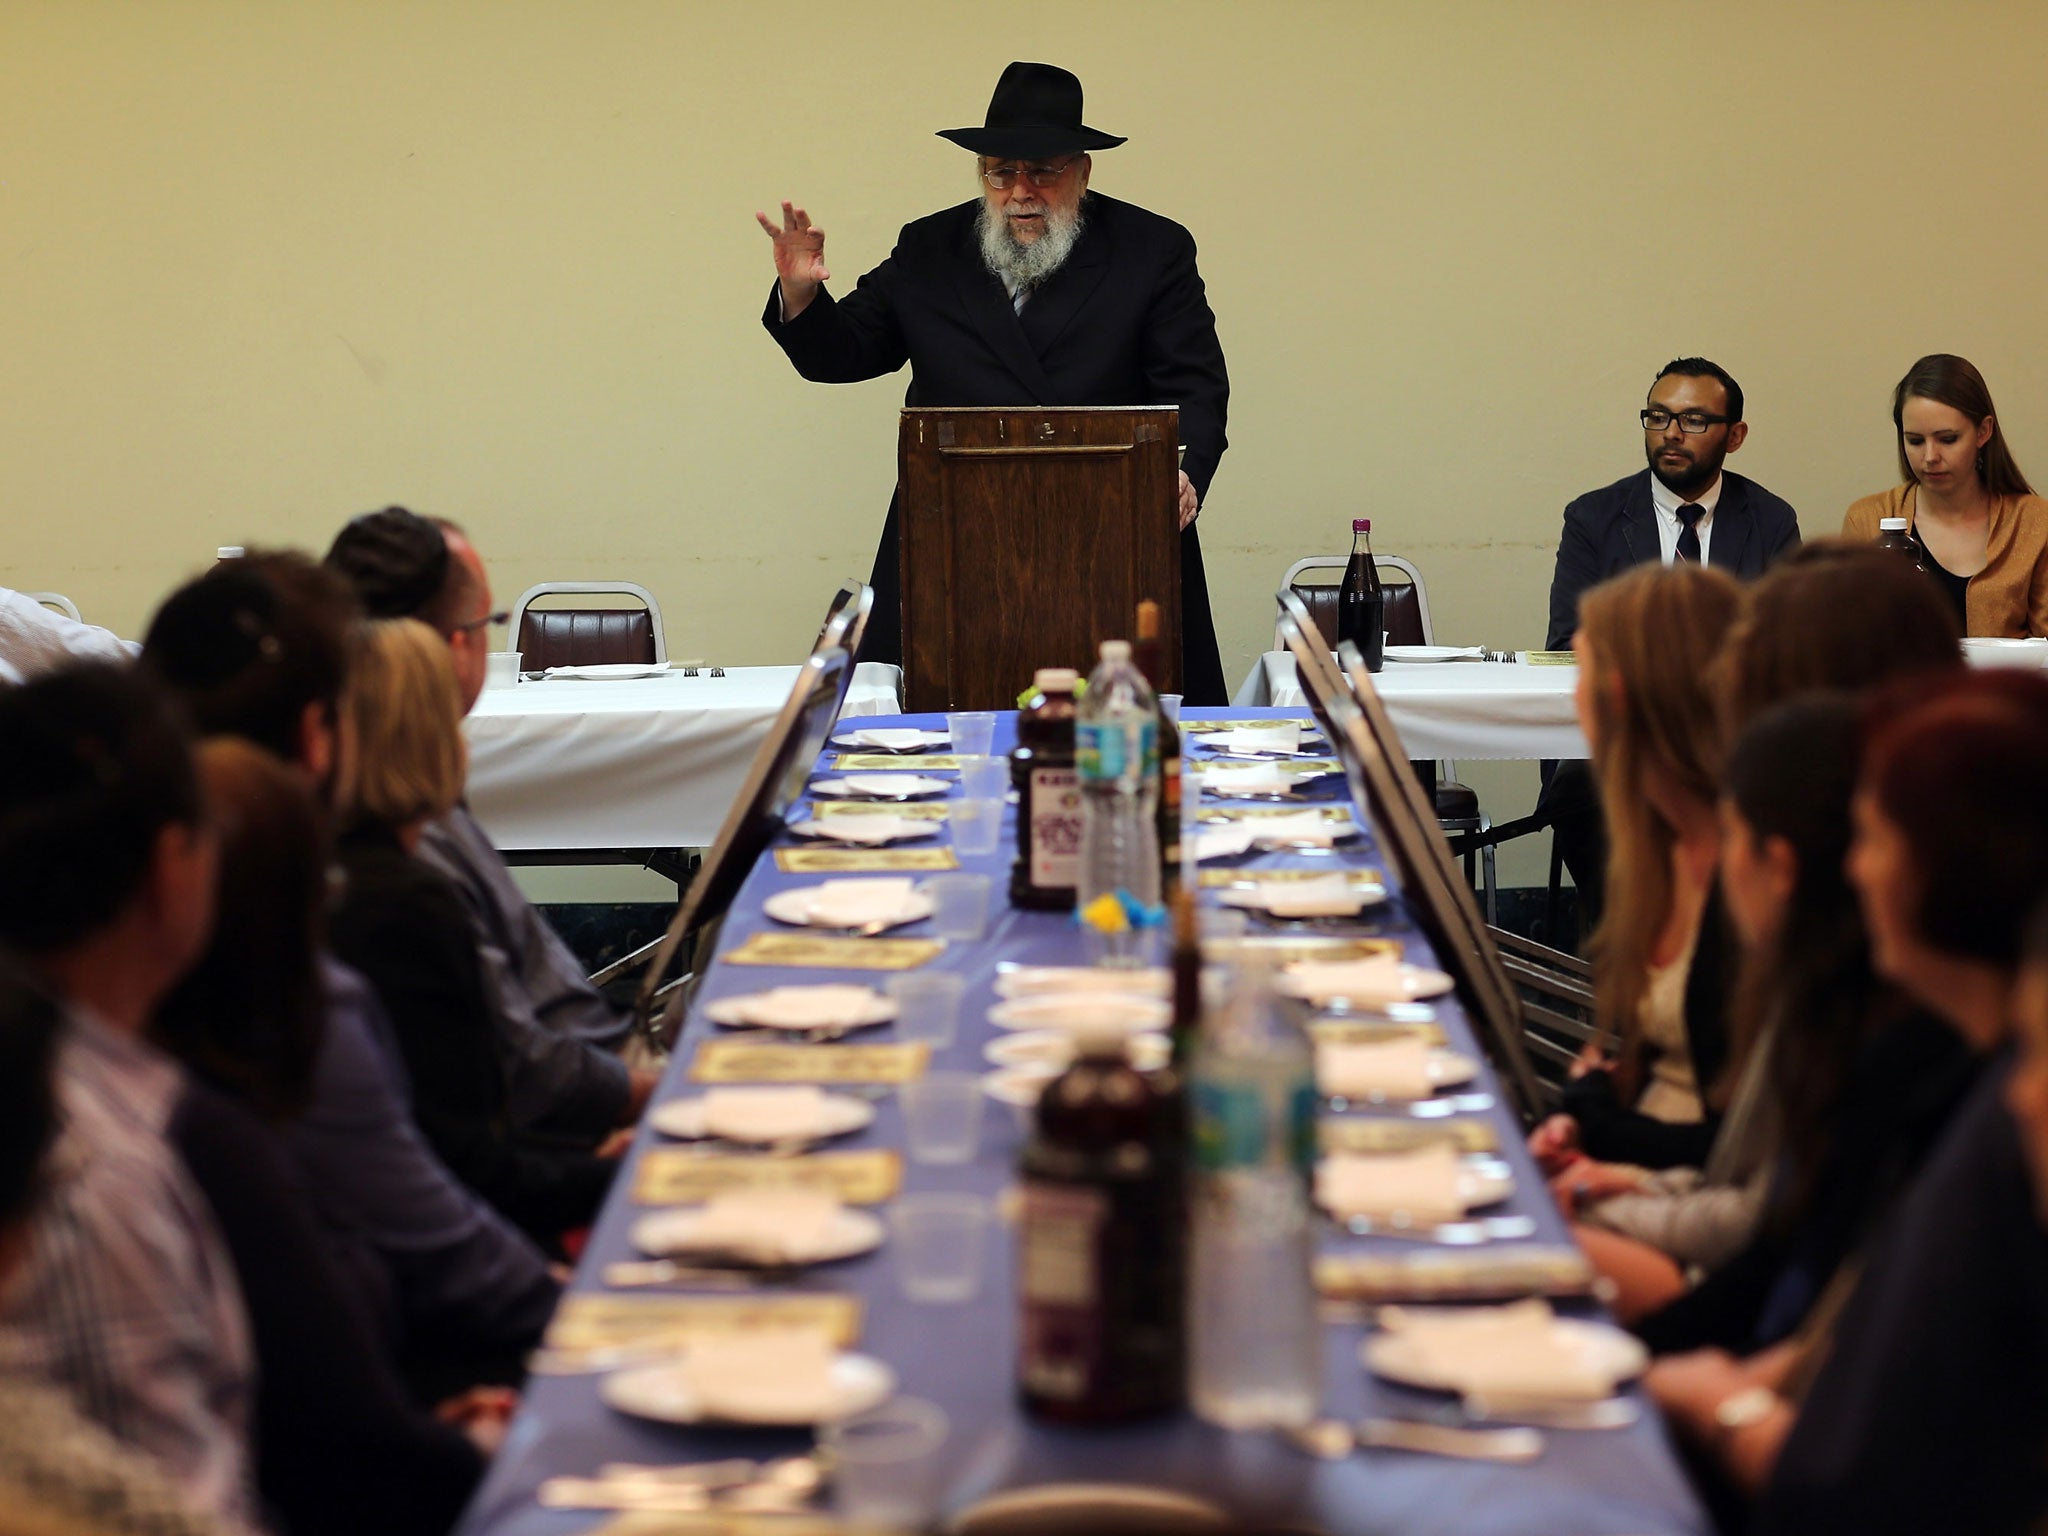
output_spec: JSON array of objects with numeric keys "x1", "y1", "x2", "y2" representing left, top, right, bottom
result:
[
  {"x1": 1278, "y1": 962, "x2": 1457, "y2": 1005},
  {"x1": 1383, "y1": 646, "x2": 1483, "y2": 664},
  {"x1": 601, "y1": 1352, "x2": 895, "y2": 1426},
  {"x1": 1315, "y1": 1154, "x2": 1514, "y2": 1221},
  {"x1": 988, "y1": 993, "x2": 1174, "y2": 1034},
  {"x1": 1217, "y1": 879, "x2": 1389, "y2": 917},
  {"x1": 829, "y1": 729, "x2": 950, "y2": 752},
  {"x1": 1363, "y1": 1317, "x2": 1647, "y2": 1395},
  {"x1": 984, "y1": 1030, "x2": 1172, "y2": 1071},
  {"x1": 647, "y1": 1093, "x2": 876, "y2": 1144},
  {"x1": 993, "y1": 966, "x2": 1171, "y2": 999},
  {"x1": 702, "y1": 986, "x2": 896, "y2": 1032},
  {"x1": 1319, "y1": 1047, "x2": 1480, "y2": 1101},
  {"x1": 629, "y1": 1205, "x2": 884, "y2": 1265},
  {"x1": 762, "y1": 886, "x2": 935, "y2": 932},
  {"x1": 541, "y1": 662, "x2": 671, "y2": 680},
  {"x1": 1962, "y1": 637, "x2": 2048, "y2": 669},
  {"x1": 809, "y1": 774, "x2": 953, "y2": 800},
  {"x1": 983, "y1": 1064, "x2": 1054, "y2": 1108},
  {"x1": 785, "y1": 815, "x2": 939, "y2": 846}
]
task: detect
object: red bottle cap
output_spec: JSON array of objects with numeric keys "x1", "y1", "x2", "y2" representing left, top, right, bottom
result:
[{"x1": 1352, "y1": 518, "x2": 1371, "y2": 532}]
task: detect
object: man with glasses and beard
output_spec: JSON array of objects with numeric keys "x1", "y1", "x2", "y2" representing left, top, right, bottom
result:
[
  {"x1": 758, "y1": 61, "x2": 1231, "y2": 703},
  {"x1": 1539, "y1": 358, "x2": 1802, "y2": 929}
]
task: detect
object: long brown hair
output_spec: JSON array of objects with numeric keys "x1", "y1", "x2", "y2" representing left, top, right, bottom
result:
[
  {"x1": 154, "y1": 738, "x2": 329, "y2": 1120},
  {"x1": 1578, "y1": 562, "x2": 1743, "y2": 1070},
  {"x1": 1715, "y1": 539, "x2": 1963, "y2": 738},
  {"x1": 1892, "y1": 353, "x2": 2034, "y2": 498}
]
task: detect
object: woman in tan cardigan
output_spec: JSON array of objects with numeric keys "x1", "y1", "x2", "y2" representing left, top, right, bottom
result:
[{"x1": 1841, "y1": 353, "x2": 2048, "y2": 637}]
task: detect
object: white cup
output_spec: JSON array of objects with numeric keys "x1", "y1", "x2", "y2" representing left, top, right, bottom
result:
[
  {"x1": 822, "y1": 1397, "x2": 950, "y2": 1528},
  {"x1": 945, "y1": 711, "x2": 997, "y2": 759},
  {"x1": 486, "y1": 651, "x2": 523, "y2": 689},
  {"x1": 947, "y1": 797, "x2": 1003, "y2": 858},
  {"x1": 890, "y1": 1193, "x2": 990, "y2": 1303},
  {"x1": 959, "y1": 755, "x2": 1010, "y2": 801},
  {"x1": 886, "y1": 970, "x2": 966, "y2": 1049},
  {"x1": 1159, "y1": 693, "x2": 1184, "y2": 725},
  {"x1": 923, "y1": 873, "x2": 992, "y2": 941},
  {"x1": 900, "y1": 1071, "x2": 983, "y2": 1164}
]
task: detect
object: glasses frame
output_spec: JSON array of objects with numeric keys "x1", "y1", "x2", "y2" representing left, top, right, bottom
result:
[
  {"x1": 980, "y1": 155, "x2": 1082, "y2": 191},
  {"x1": 451, "y1": 610, "x2": 509, "y2": 636},
  {"x1": 1640, "y1": 408, "x2": 1731, "y2": 436}
]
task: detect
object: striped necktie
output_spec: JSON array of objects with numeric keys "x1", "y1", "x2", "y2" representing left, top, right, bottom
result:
[{"x1": 1676, "y1": 503, "x2": 1704, "y2": 563}]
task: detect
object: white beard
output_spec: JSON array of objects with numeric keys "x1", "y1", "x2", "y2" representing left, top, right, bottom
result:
[{"x1": 977, "y1": 195, "x2": 1087, "y2": 293}]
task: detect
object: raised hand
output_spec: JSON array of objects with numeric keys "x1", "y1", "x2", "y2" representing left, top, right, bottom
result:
[{"x1": 755, "y1": 200, "x2": 830, "y2": 320}]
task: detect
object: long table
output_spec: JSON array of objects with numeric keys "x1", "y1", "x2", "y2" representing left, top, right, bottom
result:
[
  {"x1": 463, "y1": 663, "x2": 902, "y2": 852},
  {"x1": 1234, "y1": 655, "x2": 1588, "y2": 761},
  {"x1": 458, "y1": 709, "x2": 1707, "y2": 1536}
]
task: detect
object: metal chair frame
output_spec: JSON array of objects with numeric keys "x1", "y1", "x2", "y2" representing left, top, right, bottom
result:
[{"x1": 507, "y1": 581, "x2": 668, "y2": 665}]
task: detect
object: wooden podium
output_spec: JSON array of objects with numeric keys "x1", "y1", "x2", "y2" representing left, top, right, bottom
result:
[{"x1": 897, "y1": 406, "x2": 1181, "y2": 712}]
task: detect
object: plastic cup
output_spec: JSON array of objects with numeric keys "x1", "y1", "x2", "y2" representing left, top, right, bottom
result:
[
  {"x1": 947, "y1": 797, "x2": 1003, "y2": 857},
  {"x1": 890, "y1": 1193, "x2": 990, "y2": 1303},
  {"x1": 900, "y1": 1071, "x2": 983, "y2": 1164},
  {"x1": 959, "y1": 755, "x2": 1010, "y2": 801},
  {"x1": 821, "y1": 1397, "x2": 949, "y2": 1528},
  {"x1": 945, "y1": 711, "x2": 997, "y2": 759},
  {"x1": 886, "y1": 970, "x2": 966, "y2": 1049},
  {"x1": 1159, "y1": 693, "x2": 1183, "y2": 725},
  {"x1": 923, "y1": 873, "x2": 992, "y2": 941},
  {"x1": 486, "y1": 651, "x2": 523, "y2": 689},
  {"x1": 1197, "y1": 906, "x2": 1250, "y2": 943},
  {"x1": 1083, "y1": 921, "x2": 1162, "y2": 969}
]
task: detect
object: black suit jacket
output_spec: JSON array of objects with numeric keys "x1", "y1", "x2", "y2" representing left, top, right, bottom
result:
[
  {"x1": 765, "y1": 192, "x2": 1231, "y2": 701},
  {"x1": 1544, "y1": 468, "x2": 1801, "y2": 650}
]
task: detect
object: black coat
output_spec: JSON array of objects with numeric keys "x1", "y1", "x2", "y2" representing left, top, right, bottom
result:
[
  {"x1": 765, "y1": 192, "x2": 1231, "y2": 702},
  {"x1": 1544, "y1": 468, "x2": 1801, "y2": 650}
]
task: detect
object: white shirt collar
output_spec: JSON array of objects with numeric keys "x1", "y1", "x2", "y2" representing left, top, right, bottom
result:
[{"x1": 1649, "y1": 470, "x2": 1723, "y2": 525}]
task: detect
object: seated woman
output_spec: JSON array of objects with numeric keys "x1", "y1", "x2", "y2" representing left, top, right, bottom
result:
[
  {"x1": 1559, "y1": 547, "x2": 1970, "y2": 1323},
  {"x1": 1531, "y1": 564, "x2": 1742, "y2": 1174},
  {"x1": 1651, "y1": 671, "x2": 2048, "y2": 1535},
  {"x1": 155, "y1": 739, "x2": 494, "y2": 1536},
  {"x1": 327, "y1": 618, "x2": 615, "y2": 1247},
  {"x1": 1841, "y1": 353, "x2": 2048, "y2": 636}
]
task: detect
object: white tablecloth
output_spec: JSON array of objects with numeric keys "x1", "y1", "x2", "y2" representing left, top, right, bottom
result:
[
  {"x1": 463, "y1": 663, "x2": 902, "y2": 850},
  {"x1": 1235, "y1": 652, "x2": 1589, "y2": 760}
]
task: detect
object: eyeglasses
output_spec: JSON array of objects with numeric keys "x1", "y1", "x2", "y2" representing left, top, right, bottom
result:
[
  {"x1": 981, "y1": 156, "x2": 1080, "y2": 191},
  {"x1": 1641, "y1": 408, "x2": 1731, "y2": 435},
  {"x1": 451, "y1": 610, "x2": 508, "y2": 636}
]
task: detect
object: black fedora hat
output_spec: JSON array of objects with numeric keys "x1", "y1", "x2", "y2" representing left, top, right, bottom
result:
[{"x1": 936, "y1": 62, "x2": 1126, "y2": 159}]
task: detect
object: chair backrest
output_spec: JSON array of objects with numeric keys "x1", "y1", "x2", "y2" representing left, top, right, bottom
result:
[
  {"x1": 813, "y1": 579, "x2": 874, "y2": 661},
  {"x1": 509, "y1": 581, "x2": 667, "y2": 670},
  {"x1": 27, "y1": 592, "x2": 82, "y2": 623},
  {"x1": 1275, "y1": 555, "x2": 1431, "y2": 652},
  {"x1": 1277, "y1": 589, "x2": 1545, "y2": 1121},
  {"x1": 634, "y1": 644, "x2": 853, "y2": 1048}
]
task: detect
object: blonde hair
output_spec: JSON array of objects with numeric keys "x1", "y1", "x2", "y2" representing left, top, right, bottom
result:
[
  {"x1": 1578, "y1": 562, "x2": 1742, "y2": 1073},
  {"x1": 341, "y1": 618, "x2": 466, "y2": 830}
]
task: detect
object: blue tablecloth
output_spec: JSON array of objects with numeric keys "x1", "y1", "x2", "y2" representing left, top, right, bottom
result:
[{"x1": 459, "y1": 708, "x2": 1708, "y2": 1536}]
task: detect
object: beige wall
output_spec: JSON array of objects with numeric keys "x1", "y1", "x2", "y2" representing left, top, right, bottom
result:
[{"x1": 6, "y1": 1, "x2": 2044, "y2": 876}]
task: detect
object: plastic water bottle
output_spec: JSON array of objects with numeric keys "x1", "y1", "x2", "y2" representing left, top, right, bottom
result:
[
  {"x1": 1075, "y1": 640, "x2": 1161, "y2": 959},
  {"x1": 1187, "y1": 959, "x2": 1321, "y2": 1428}
]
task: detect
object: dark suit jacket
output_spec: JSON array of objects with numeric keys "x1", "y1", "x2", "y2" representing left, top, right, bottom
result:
[
  {"x1": 764, "y1": 192, "x2": 1231, "y2": 702},
  {"x1": 1544, "y1": 468, "x2": 1801, "y2": 650}
]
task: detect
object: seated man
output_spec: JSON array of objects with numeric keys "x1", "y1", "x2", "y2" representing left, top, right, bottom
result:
[
  {"x1": 0, "y1": 664, "x2": 257, "y2": 1528},
  {"x1": 0, "y1": 955, "x2": 236, "y2": 1536},
  {"x1": 0, "y1": 587, "x2": 137, "y2": 683},
  {"x1": 140, "y1": 553, "x2": 561, "y2": 1372},
  {"x1": 324, "y1": 507, "x2": 654, "y2": 1141},
  {"x1": 1540, "y1": 357, "x2": 1801, "y2": 926}
]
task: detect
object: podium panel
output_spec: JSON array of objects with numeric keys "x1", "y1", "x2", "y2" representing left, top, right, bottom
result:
[{"x1": 897, "y1": 407, "x2": 1180, "y2": 712}]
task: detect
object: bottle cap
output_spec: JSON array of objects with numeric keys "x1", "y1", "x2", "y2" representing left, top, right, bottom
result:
[
  {"x1": 1034, "y1": 667, "x2": 1078, "y2": 691},
  {"x1": 1099, "y1": 639, "x2": 1131, "y2": 663},
  {"x1": 216, "y1": 546, "x2": 245, "y2": 561},
  {"x1": 1878, "y1": 517, "x2": 1909, "y2": 531},
  {"x1": 1352, "y1": 519, "x2": 1371, "y2": 533},
  {"x1": 1135, "y1": 599, "x2": 1161, "y2": 640}
]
